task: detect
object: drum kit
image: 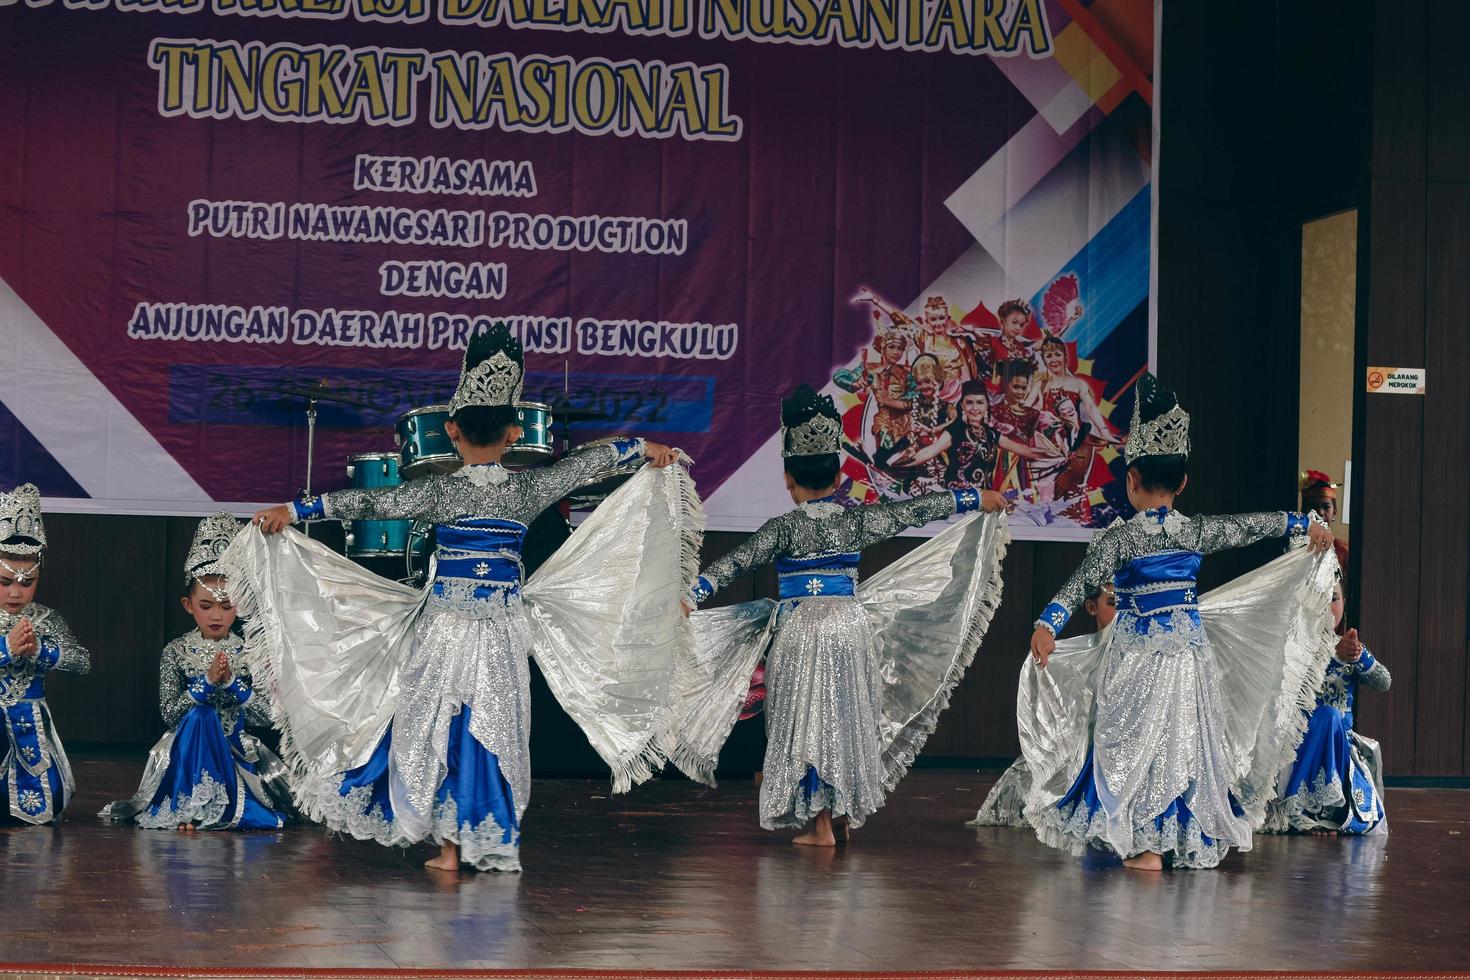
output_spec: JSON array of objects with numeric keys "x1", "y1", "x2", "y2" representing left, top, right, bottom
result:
[
  {"x1": 266, "y1": 378, "x2": 635, "y2": 583},
  {"x1": 336, "y1": 399, "x2": 627, "y2": 584}
]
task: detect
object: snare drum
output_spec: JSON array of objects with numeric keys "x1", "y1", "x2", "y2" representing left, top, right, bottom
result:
[
  {"x1": 504, "y1": 402, "x2": 554, "y2": 466},
  {"x1": 396, "y1": 405, "x2": 459, "y2": 479},
  {"x1": 397, "y1": 402, "x2": 555, "y2": 475},
  {"x1": 344, "y1": 453, "x2": 411, "y2": 558}
]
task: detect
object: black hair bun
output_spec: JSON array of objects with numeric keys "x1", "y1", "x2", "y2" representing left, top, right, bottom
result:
[
  {"x1": 781, "y1": 383, "x2": 839, "y2": 428},
  {"x1": 466, "y1": 321, "x2": 523, "y2": 371},
  {"x1": 1135, "y1": 372, "x2": 1179, "y2": 424}
]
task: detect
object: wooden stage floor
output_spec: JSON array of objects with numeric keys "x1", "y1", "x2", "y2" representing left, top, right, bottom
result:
[{"x1": 0, "y1": 755, "x2": 1466, "y2": 974}]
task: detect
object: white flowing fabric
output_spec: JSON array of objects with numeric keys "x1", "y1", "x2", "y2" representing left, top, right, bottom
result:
[
  {"x1": 670, "y1": 511, "x2": 1009, "y2": 789},
  {"x1": 221, "y1": 463, "x2": 703, "y2": 813},
  {"x1": 664, "y1": 600, "x2": 776, "y2": 786},
  {"x1": 1017, "y1": 545, "x2": 1338, "y2": 842}
]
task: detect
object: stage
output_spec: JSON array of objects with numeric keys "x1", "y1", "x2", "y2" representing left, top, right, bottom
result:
[{"x1": 0, "y1": 758, "x2": 1465, "y2": 976}]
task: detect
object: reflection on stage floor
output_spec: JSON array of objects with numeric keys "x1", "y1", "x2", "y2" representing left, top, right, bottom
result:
[{"x1": 0, "y1": 756, "x2": 1465, "y2": 973}]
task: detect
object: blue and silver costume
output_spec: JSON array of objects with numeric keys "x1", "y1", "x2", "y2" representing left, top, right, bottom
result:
[
  {"x1": 1265, "y1": 649, "x2": 1390, "y2": 835},
  {"x1": 222, "y1": 325, "x2": 700, "y2": 872},
  {"x1": 103, "y1": 629, "x2": 293, "y2": 830},
  {"x1": 0, "y1": 603, "x2": 88, "y2": 824},
  {"x1": 685, "y1": 487, "x2": 1000, "y2": 830},
  {"x1": 1021, "y1": 507, "x2": 1326, "y2": 868},
  {"x1": 283, "y1": 439, "x2": 645, "y2": 871}
]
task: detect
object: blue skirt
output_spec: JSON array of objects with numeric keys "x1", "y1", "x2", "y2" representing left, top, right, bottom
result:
[
  {"x1": 3, "y1": 701, "x2": 70, "y2": 824},
  {"x1": 1046, "y1": 748, "x2": 1245, "y2": 868},
  {"x1": 1271, "y1": 704, "x2": 1384, "y2": 834},
  {"x1": 114, "y1": 705, "x2": 287, "y2": 831},
  {"x1": 337, "y1": 704, "x2": 522, "y2": 871}
]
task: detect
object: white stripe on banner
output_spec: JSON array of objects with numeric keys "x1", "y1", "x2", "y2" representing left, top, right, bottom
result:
[{"x1": 0, "y1": 273, "x2": 212, "y2": 512}]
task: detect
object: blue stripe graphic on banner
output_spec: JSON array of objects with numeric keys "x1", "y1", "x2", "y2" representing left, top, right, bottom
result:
[
  {"x1": 167, "y1": 367, "x2": 714, "y2": 432},
  {"x1": 1031, "y1": 186, "x2": 1151, "y2": 359}
]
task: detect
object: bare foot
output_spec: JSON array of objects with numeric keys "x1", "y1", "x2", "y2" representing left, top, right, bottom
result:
[
  {"x1": 1311, "y1": 830, "x2": 1339, "y2": 837},
  {"x1": 793, "y1": 811, "x2": 837, "y2": 847},
  {"x1": 1123, "y1": 851, "x2": 1164, "y2": 871},
  {"x1": 833, "y1": 816, "x2": 851, "y2": 843},
  {"x1": 424, "y1": 843, "x2": 461, "y2": 871},
  {"x1": 754, "y1": 771, "x2": 764, "y2": 786},
  {"x1": 177, "y1": 823, "x2": 196, "y2": 833}
]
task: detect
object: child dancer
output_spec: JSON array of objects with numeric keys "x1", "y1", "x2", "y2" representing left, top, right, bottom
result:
[
  {"x1": 230, "y1": 324, "x2": 694, "y2": 873},
  {"x1": 1264, "y1": 573, "x2": 1389, "y2": 835},
  {"x1": 0, "y1": 484, "x2": 89, "y2": 824},
  {"x1": 1023, "y1": 373, "x2": 1336, "y2": 870},
  {"x1": 104, "y1": 513, "x2": 293, "y2": 830},
  {"x1": 678, "y1": 384, "x2": 1011, "y2": 846}
]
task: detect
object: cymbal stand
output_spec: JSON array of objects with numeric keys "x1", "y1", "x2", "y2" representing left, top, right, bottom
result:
[{"x1": 301, "y1": 395, "x2": 318, "y2": 539}]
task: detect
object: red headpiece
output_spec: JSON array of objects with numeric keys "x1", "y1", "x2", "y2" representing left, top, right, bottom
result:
[{"x1": 1300, "y1": 470, "x2": 1338, "y2": 502}]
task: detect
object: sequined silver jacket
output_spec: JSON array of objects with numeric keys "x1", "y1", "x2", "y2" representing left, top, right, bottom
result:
[
  {"x1": 1036, "y1": 508, "x2": 1304, "y2": 634},
  {"x1": 0, "y1": 603, "x2": 90, "y2": 710},
  {"x1": 312, "y1": 441, "x2": 643, "y2": 527},
  {"x1": 693, "y1": 492, "x2": 960, "y2": 602},
  {"x1": 159, "y1": 630, "x2": 273, "y2": 733}
]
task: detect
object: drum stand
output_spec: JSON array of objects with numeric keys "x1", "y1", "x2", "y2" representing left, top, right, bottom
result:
[
  {"x1": 260, "y1": 382, "x2": 371, "y2": 541},
  {"x1": 302, "y1": 395, "x2": 318, "y2": 539}
]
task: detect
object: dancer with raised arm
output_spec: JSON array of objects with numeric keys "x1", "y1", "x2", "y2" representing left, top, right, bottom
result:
[
  {"x1": 1020, "y1": 373, "x2": 1337, "y2": 870},
  {"x1": 673, "y1": 384, "x2": 1011, "y2": 846},
  {"x1": 227, "y1": 324, "x2": 699, "y2": 872}
]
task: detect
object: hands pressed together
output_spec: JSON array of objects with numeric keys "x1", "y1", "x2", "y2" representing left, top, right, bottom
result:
[
  {"x1": 205, "y1": 650, "x2": 233, "y2": 686},
  {"x1": 1335, "y1": 627, "x2": 1363, "y2": 663},
  {"x1": 7, "y1": 618, "x2": 38, "y2": 659}
]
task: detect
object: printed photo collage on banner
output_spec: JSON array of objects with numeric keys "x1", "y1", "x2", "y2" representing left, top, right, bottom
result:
[{"x1": 0, "y1": 0, "x2": 1154, "y2": 540}]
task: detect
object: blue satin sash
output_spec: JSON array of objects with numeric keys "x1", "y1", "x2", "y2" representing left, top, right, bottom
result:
[
  {"x1": 776, "y1": 552, "x2": 859, "y2": 599},
  {"x1": 432, "y1": 518, "x2": 526, "y2": 599},
  {"x1": 1114, "y1": 550, "x2": 1202, "y2": 629}
]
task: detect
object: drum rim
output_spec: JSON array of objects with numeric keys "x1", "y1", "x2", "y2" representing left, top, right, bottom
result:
[
  {"x1": 502, "y1": 445, "x2": 555, "y2": 459},
  {"x1": 347, "y1": 451, "x2": 402, "y2": 463},
  {"x1": 397, "y1": 404, "x2": 450, "y2": 422},
  {"x1": 400, "y1": 456, "x2": 463, "y2": 478},
  {"x1": 398, "y1": 402, "x2": 551, "y2": 420}
]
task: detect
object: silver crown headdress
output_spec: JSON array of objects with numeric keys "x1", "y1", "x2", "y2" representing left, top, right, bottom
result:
[
  {"x1": 185, "y1": 512, "x2": 242, "y2": 590},
  {"x1": 448, "y1": 325, "x2": 525, "y2": 415},
  {"x1": 1124, "y1": 374, "x2": 1191, "y2": 463},
  {"x1": 781, "y1": 385, "x2": 843, "y2": 458},
  {"x1": 783, "y1": 413, "x2": 842, "y2": 457},
  {"x1": 0, "y1": 484, "x2": 46, "y2": 557}
]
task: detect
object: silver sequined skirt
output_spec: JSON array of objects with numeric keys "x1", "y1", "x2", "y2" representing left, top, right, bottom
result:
[
  {"x1": 1029, "y1": 612, "x2": 1254, "y2": 868},
  {"x1": 759, "y1": 597, "x2": 887, "y2": 830},
  {"x1": 380, "y1": 599, "x2": 533, "y2": 863}
]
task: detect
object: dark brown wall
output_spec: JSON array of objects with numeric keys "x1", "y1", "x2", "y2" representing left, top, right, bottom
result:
[{"x1": 1352, "y1": 0, "x2": 1470, "y2": 777}]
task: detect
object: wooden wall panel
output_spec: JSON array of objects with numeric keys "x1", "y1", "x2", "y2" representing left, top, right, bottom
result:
[
  {"x1": 1354, "y1": 177, "x2": 1428, "y2": 770},
  {"x1": 1415, "y1": 182, "x2": 1470, "y2": 774},
  {"x1": 1426, "y1": 0, "x2": 1470, "y2": 182},
  {"x1": 1351, "y1": 0, "x2": 1470, "y2": 776},
  {"x1": 39, "y1": 514, "x2": 170, "y2": 747},
  {"x1": 1369, "y1": 0, "x2": 1428, "y2": 181}
]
